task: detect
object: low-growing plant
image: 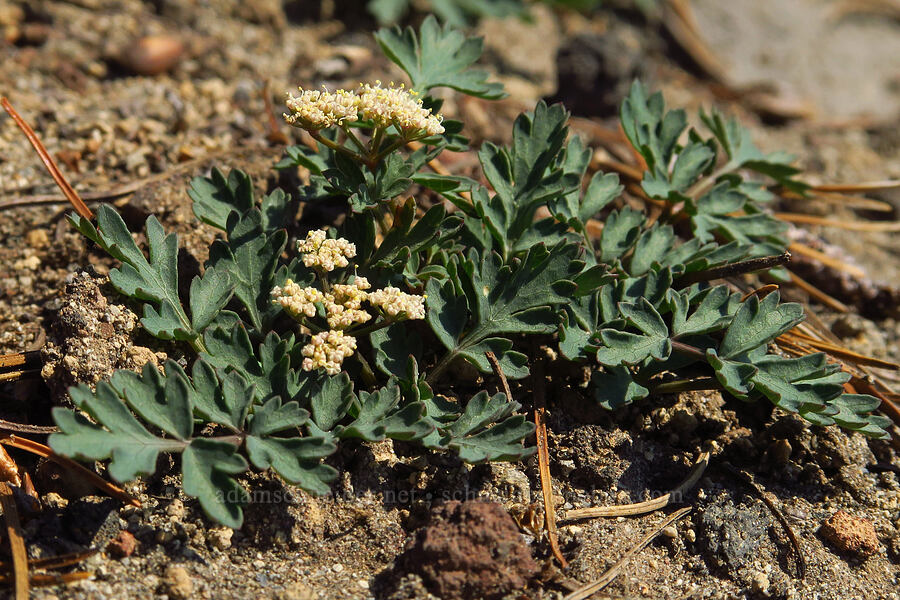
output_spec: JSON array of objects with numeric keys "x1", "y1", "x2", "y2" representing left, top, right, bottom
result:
[{"x1": 49, "y1": 15, "x2": 890, "y2": 527}]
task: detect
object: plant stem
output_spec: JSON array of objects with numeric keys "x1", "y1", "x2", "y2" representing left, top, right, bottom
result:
[
  {"x1": 676, "y1": 251, "x2": 792, "y2": 286},
  {"x1": 348, "y1": 317, "x2": 395, "y2": 337},
  {"x1": 670, "y1": 340, "x2": 707, "y2": 360},
  {"x1": 310, "y1": 132, "x2": 369, "y2": 165},
  {"x1": 649, "y1": 377, "x2": 720, "y2": 395},
  {"x1": 341, "y1": 124, "x2": 369, "y2": 155}
]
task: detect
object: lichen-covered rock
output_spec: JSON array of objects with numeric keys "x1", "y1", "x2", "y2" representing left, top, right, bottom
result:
[
  {"x1": 820, "y1": 510, "x2": 881, "y2": 558},
  {"x1": 391, "y1": 500, "x2": 538, "y2": 600}
]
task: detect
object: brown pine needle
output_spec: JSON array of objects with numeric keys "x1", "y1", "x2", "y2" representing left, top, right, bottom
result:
[
  {"x1": 786, "y1": 270, "x2": 850, "y2": 313},
  {"x1": 741, "y1": 284, "x2": 780, "y2": 302},
  {"x1": 563, "y1": 507, "x2": 693, "y2": 600},
  {"x1": 0, "y1": 572, "x2": 93, "y2": 587},
  {"x1": 0, "y1": 549, "x2": 97, "y2": 573},
  {"x1": 532, "y1": 357, "x2": 568, "y2": 568},
  {"x1": 775, "y1": 212, "x2": 900, "y2": 232},
  {"x1": 591, "y1": 156, "x2": 644, "y2": 183},
  {"x1": 0, "y1": 482, "x2": 28, "y2": 599},
  {"x1": 1, "y1": 98, "x2": 93, "y2": 221},
  {"x1": 0, "y1": 436, "x2": 140, "y2": 507},
  {"x1": 779, "y1": 332, "x2": 900, "y2": 371},
  {"x1": 563, "y1": 452, "x2": 709, "y2": 521},
  {"x1": 812, "y1": 180, "x2": 900, "y2": 193},
  {"x1": 788, "y1": 243, "x2": 867, "y2": 279}
]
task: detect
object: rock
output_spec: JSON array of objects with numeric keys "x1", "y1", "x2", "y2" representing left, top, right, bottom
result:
[
  {"x1": 390, "y1": 500, "x2": 539, "y2": 600},
  {"x1": 25, "y1": 229, "x2": 49, "y2": 249},
  {"x1": 274, "y1": 583, "x2": 316, "y2": 600},
  {"x1": 107, "y1": 531, "x2": 138, "y2": 558},
  {"x1": 118, "y1": 35, "x2": 185, "y2": 76},
  {"x1": 164, "y1": 565, "x2": 193, "y2": 600},
  {"x1": 768, "y1": 439, "x2": 792, "y2": 465},
  {"x1": 698, "y1": 494, "x2": 770, "y2": 574},
  {"x1": 166, "y1": 499, "x2": 185, "y2": 519},
  {"x1": 207, "y1": 527, "x2": 233, "y2": 551},
  {"x1": 749, "y1": 570, "x2": 770, "y2": 596},
  {"x1": 820, "y1": 510, "x2": 881, "y2": 558}
]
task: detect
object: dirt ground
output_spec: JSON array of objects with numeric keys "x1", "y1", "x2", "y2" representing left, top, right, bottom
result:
[{"x1": 1, "y1": 0, "x2": 900, "y2": 599}]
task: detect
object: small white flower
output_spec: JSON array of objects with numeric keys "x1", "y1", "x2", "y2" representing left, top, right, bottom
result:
[
  {"x1": 367, "y1": 286, "x2": 426, "y2": 320},
  {"x1": 357, "y1": 81, "x2": 444, "y2": 137},
  {"x1": 284, "y1": 87, "x2": 359, "y2": 130},
  {"x1": 271, "y1": 279, "x2": 324, "y2": 319},
  {"x1": 301, "y1": 330, "x2": 358, "y2": 375},
  {"x1": 297, "y1": 229, "x2": 356, "y2": 272}
]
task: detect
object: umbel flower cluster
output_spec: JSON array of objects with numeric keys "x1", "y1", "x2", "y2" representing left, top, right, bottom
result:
[
  {"x1": 284, "y1": 81, "x2": 445, "y2": 138},
  {"x1": 271, "y1": 229, "x2": 426, "y2": 375}
]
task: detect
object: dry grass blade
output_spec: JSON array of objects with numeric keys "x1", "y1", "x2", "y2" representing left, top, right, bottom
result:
[
  {"x1": 775, "y1": 212, "x2": 900, "y2": 232},
  {"x1": 563, "y1": 507, "x2": 693, "y2": 600},
  {"x1": 0, "y1": 436, "x2": 140, "y2": 507},
  {"x1": 532, "y1": 357, "x2": 568, "y2": 568},
  {"x1": 563, "y1": 452, "x2": 709, "y2": 521},
  {"x1": 0, "y1": 481, "x2": 29, "y2": 599},
  {"x1": 1, "y1": 98, "x2": 93, "y2": 221},
  {"x1": 778, "y1": 331, "x2": 900, "y2": 371}
]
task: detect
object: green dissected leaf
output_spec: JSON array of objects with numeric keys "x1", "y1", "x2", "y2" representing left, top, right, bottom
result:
[
  {"x1": 719, "y1": 292, "x2": 804, "y2": 359},
  {"x1": 182, "y1": 439, "x2": 249, "y2": 529},
  {"x1": 70, "y1": 205, "x2": 197, "y2": 344},
  {"x1": 627, "y1": 225, "x2": 675, "y2": 276},
  {"x1": 473, "y1": 102, "x2": 579, "y2": 257},
  {"x1": 309, "y1": 373, "x2": 355, "y2": 432},
  {"x1": 707, "y1": 348, "x2": 757, "y2": 398},
  {"x1": 189, "y1": 265, "x2": 234, "y2": 333},
  {"x1": 248, "y1": 397, "x2": 309, "y2": 437},
  {"x1": 595, "y1": 298, "x2": 671, "y2": 366},
  {"x1": 190, "y1": 360, "x2": 254, "y2": 432},
  {"x1": 189, "y1": 168, "x2": 254, "y2": 232},
  {"x1": 438, "y1": 391, "x2": 535, "y2": 462},
  {"x1": 110, "y1": 362, "x2": 194, "y2": 441},
  {"x1": 244, "y1": 436, "x2": 337, "y2": 496},
  {"x1": 593, "y1": 366, "x2": 649, "y2": 410},
  {"x1": 374, "y1": 15, "x2": 506, "y2": 98},
  {"x1": 207, "y1": 222, "x2": 287, "y2": 331},
  {"x1": 371, "y1": 323, "x2": 423, "y2": 379},
  {"x1": 428, "y1": 242, "x2": 580, "y2": 380},
  {"x1": 599, "y1": 207, "x2": 645, "y2": 263},
  {"x1": 337, "y1": 384, "x2": 433, "y2": 442},
  {"x1": 668, "y1": 285, "x2": 740, "y2": 338},
  {"x1": 620, "y1": 81, "x2": 687, "y2": 176},
  {"x1": 50, "y1": 383, "x2": 183, "y2": 482}
]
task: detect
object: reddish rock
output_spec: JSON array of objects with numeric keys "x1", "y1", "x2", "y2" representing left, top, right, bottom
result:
[
  {"x1": 393, "y1": 500, "x2": 538, "y2": 600},
  {"x1": 821, "y1": 510, "x2": 880, "y2": 558},
  {"x1": 107, "y1": 531, "x2": 138, "y2": 558}
]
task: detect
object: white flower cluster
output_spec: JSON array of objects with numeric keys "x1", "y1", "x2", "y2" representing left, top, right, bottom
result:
[
  {"x1": 301, "y1": 330, "x2": 358, "y2": 375},
  {"x1": 273, "y1": 233, "x2": 427, "y2": 376},
  {"x1": 284, "y1": 88, "x2": 359, "y2": 130},
  {"x1": 271, "y1": 279, "x2": 324, "y2": 318},
  {"x1": 368, "y1": 286, "x2": 427, "y2": 320},
  {"x1": 283, "y1": 82, "x2": 444, "y2": 138},
  {"x1": 324, "y1": 278, "x2": 372, "y2": 330},
  {"x1": 298, "y1": 229, "x2": 356, "y2": 272},
  {"x1": 357, "y1": 82, "x2": 445, "y2": 137}
]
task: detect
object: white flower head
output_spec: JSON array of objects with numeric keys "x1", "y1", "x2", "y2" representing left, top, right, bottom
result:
[
  {"x1": 284, "y1": 87, "x2": 360, "y2": 130},
  {"x1": 357, "y1": 81, "x2": 444, "y2": 138},
  {"x1": 367, "y1": 286, "x2": 426, "y2": 320},
  {"x1": 271, "y1": 279, "x2": 324, "y2": 319},
  {"x1": 298, "y1": 229, "x2": 356, "y2": 272},
  {"x1": 301, "y1": 330, "x2": 358, "y2": 375}
]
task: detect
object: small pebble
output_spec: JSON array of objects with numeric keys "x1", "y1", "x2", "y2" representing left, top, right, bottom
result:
[
  {"x1": 207, "y1": 527, "x2": 233, "y2": 551},
  {"x1": 167, "y1": 499, "x2": 185, "y2": 519},
  {"x1": 164, "y1": 565, "x2": 193, "y2": 600},
  {"x1": 332, "y1": 563, "x2": 344, "y2": 573},
  {"x1": 750, "y1": 570, "x2": 770, "y2": 596},
  {"x1": 106, "y1": 531, "x2": 138, "y2": 558},
  {"x1": 662, "y1": 525, "x2": 678, "y2": 539},
  {"x1": 821, "y1": 510, "x2": 881, "y2": 558}
]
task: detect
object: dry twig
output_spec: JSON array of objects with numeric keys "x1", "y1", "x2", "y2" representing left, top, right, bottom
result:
[
  {"x1": 0, "y1": 481, "x2": 28, "y2": 599},
  {"x1": 563, "y1": 507, "x2": 693, "y2": 600}
]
